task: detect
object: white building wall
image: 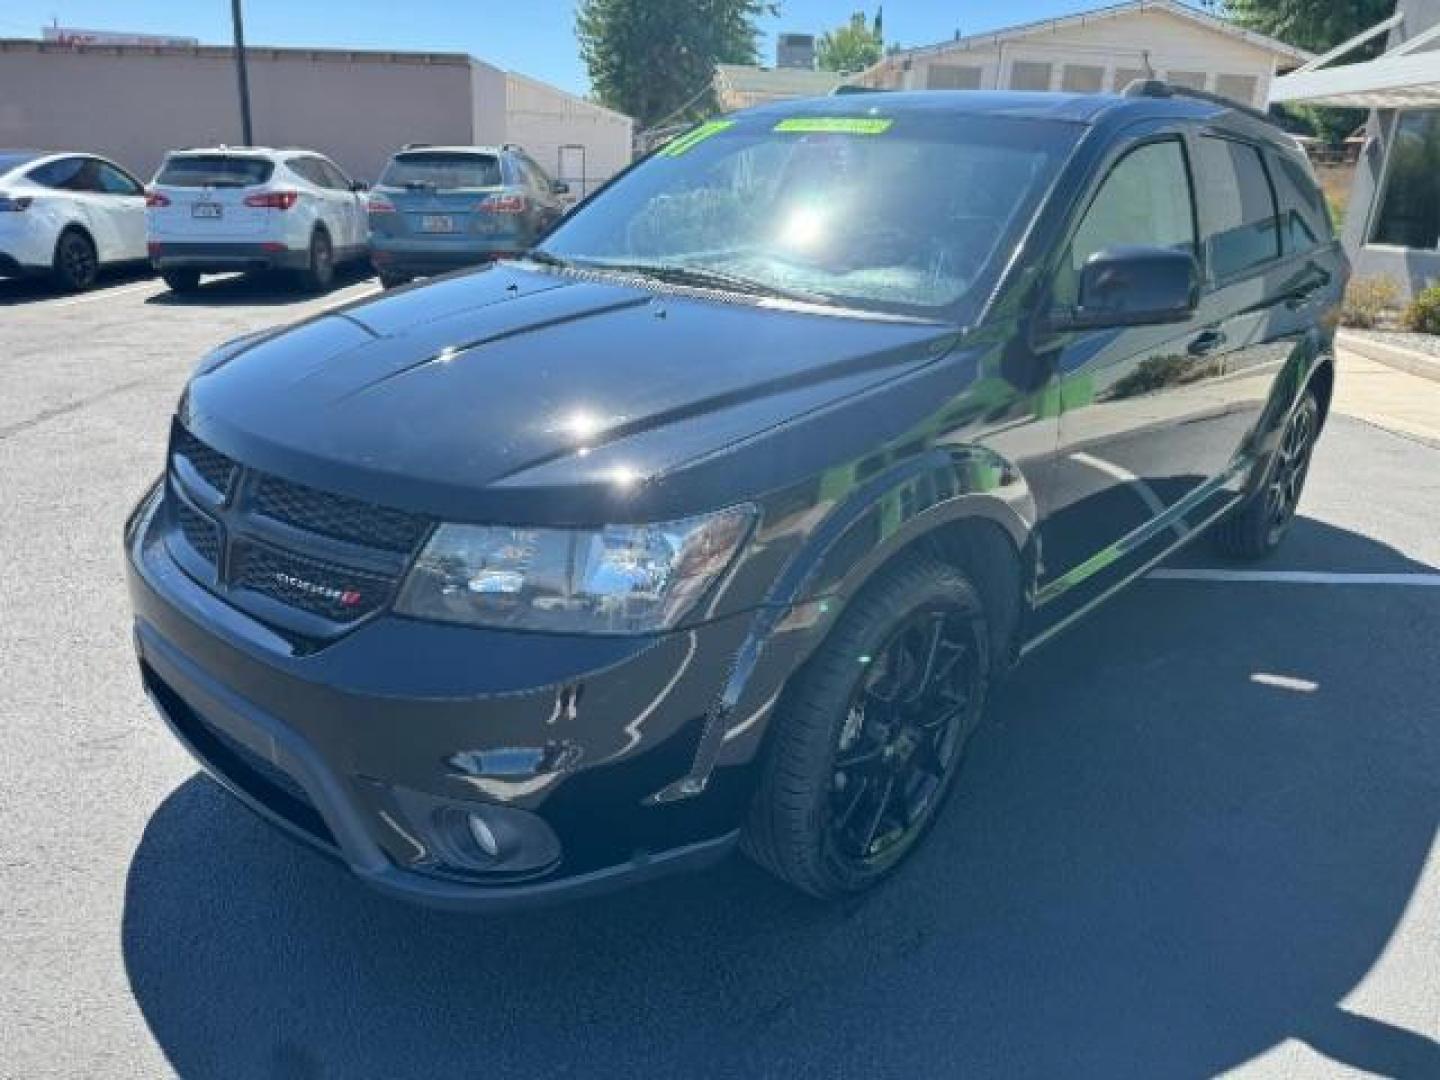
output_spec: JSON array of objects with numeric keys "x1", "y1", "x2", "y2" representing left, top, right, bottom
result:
[
  {"x1": 502, "y1": 71, "x2": 634, "y2": 200},
  {"x1": 0, "y1": 41, "x2": 476, "y2": 181},
  {"x1": 886, "y1": 10, "x2": 1285, "y2": 107},
  {"x1": 0, "y1": 40, "x2": 634, "y2": 190}
]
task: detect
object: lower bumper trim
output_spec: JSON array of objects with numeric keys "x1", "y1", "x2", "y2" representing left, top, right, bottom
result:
[{"x1": 135, "y1": 618, "x2": 740, "y2": 913}]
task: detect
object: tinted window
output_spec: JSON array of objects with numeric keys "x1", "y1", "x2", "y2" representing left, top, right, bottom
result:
[
  {"x1": 379, "y1": 152, "x2": 502, "y2": 190},
  {"x1": 287, "y1": 158, "x2": 325, "y2": 186},
  {"x1": 95, "y1": 161, "x2": 143, "y2": 196},
  {"x1": 157, "y1": 155, "x2": 274, "y2": 188},
  {"x1": 29, "y1": 157, "x2": 99, "y2": 192},
  {"x1": 541, "y1": 114, "x2": 1078, "y2": 318},
  {"x1": 318, "y1": 159, "x2": 351, "y2": 190},
  {"x1": 1196, "y1": 136, "x2": 1281, "y2": 279},
  {"x1": 1056, "y1": 139, "x2": 1195, "y2": 305},
  {"x1": 1371, "y1": 110, "x2": 1440, "y2": 250},
  {"x1": 1268, "y1": 150, "x2": 1330, "y2": 255}
]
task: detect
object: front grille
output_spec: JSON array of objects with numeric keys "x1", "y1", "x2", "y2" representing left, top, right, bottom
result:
[
  {"x1": 173, "y1": 428, "x2": 236, "y2": 495},
  {"x1": 166, "y1": 425, "x2": 431, "y2": 635},
  {"x1": 254, "y1": 474, "x2": 429, "y2": 554},
  {"x1": 175, "y1": 502, "x2": 221, "y2": 565},
  {"x1": 232, "y1": 541, "x2": 394, "y2": 622}
]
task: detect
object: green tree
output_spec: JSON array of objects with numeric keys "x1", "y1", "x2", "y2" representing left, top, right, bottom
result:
[
  {"x1": 817, "y1": 10, "x2": 884, "y2": 73},
  {"x1": 1220, "y1": 0, "x2": 1395, "y2": 53},
  {"x1": 576, "y1": 0, "x2": 774, "y2": 128},
  {"x1": 1217, "y1": 0, "x2": 1397, "y2": 143}
]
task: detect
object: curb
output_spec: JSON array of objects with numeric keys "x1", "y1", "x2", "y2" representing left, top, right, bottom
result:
[{"x1": 1338, "y1": 331, "x2": 1440, "y2": 384}]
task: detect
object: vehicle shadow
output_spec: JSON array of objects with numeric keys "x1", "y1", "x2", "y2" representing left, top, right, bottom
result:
[
  {"x1": 0, "y1": 263, "x2": 153, "y2": 306},
  {"x1": 143, "y1": 264, "x2": 374, "y2": 308},
  {"x1": 121, "y1": 516, "x2": 1440, "y2": 1079}
]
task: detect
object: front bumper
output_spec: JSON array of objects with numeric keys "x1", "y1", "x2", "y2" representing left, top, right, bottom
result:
[
  {"x1": 125, "y1": 488, "x2": 757, "y2": 911},
  {"x1": 149, "y1": 241, "x2": 310, "y2": 273}
]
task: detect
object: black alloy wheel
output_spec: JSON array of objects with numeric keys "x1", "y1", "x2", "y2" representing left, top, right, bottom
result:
[
  {"x1": 827, "y1": 603, "x2": 984, "y2": 869},
  {"x1": 1212, "y1": 388, "x2": 1321, "y2": 559},
  {"x1": 744, "y1": 555, "x2": 992, "y2": 898},
  {"x1": 53, "y1": 229, "x2": 98, "y2": 291}
]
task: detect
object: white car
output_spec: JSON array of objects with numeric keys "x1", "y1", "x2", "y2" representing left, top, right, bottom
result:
[
  {"x1": 0, "y1": 150, "x2": 149, "y2": 291},
  {"x1": 146, "y1": 147, "x2": 370, "y2": 293}
]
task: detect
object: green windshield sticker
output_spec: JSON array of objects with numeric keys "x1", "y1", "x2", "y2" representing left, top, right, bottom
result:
[
  {"x1": 773, "y1": 117, "x2": 893, "y2": 134},
  {"x1": 659, "y1": 120, "x2": 735, "y2": 157}
]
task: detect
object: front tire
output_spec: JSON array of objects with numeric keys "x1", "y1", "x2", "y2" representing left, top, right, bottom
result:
[
  {"x1": 1212, "y1": 389, "x2": 1320, "y2": 560},
  {"x1": 743, "y1": 554, "x2": 991, "y2": 899},
  {"x1": 296, "y1": 229, "x2": 334, "y2": 293},
  {"x1": 51, "y1": 229, "x2": 98, "y2": 292}
]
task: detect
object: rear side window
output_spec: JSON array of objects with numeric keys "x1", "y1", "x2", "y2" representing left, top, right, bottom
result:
[
  {"x1": 1056, "y1": 138, "x2": 1195, "y2": 305},
  {"x1": 317, "y1": 159, "x2": 351, "y2": 190},
  {"x1": 1196, "y1": 136, "x2": 1280, "y2": 279},
  {"x1": 29, "y1": 157, "x2": 99, "y2": 192},
  {"x1": 157, "y1": 156, "x2": 274, "y2": 188},
  {"x1": 95, "y1": 161, "x2": 143, "y2": 196},
  {"x1": 1268, "y1": 150, "x2": 1331, "y2": 255},
  {"x1": 380, "y1": 153, "x2": 502, "y2": 190}
]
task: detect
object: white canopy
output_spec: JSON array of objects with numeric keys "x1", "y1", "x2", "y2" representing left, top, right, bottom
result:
[{"x1": 1269, "y1": 14, "x2": 1440, "y2": 108}]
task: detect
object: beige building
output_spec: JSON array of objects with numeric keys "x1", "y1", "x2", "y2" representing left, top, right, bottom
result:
[
  {"x1": 714, "y1": 63, "x2": 847, "y2": 112},
  {"x1": 855, "y1": 1, "x2": 1311, "y2": 110},
  {"x1": 0, "y1": 38, "x2": 632, "y2": 195}
]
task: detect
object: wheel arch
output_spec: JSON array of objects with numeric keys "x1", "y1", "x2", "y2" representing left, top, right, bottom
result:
[{"x1": 665, "y1": 447, "x2": 1037, "y2": 800}]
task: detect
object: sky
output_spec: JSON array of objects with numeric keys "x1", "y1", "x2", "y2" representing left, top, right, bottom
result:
[{"x1": 0, "y1": 1, "x2": 1151, "y2": 97}]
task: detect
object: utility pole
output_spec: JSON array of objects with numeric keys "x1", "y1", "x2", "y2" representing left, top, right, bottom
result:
[{"x1": 230, "y1": 0, "x2": 254, "y2": 145}]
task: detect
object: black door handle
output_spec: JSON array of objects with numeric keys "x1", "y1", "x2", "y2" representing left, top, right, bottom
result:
[{"x1": 1188, "y1": 329, "x2": 1227, "y2": 356}]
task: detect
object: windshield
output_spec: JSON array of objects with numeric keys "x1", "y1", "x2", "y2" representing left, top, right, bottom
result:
[
  {"x1": 538, "y1": 112, "x2": 1078, "y2": 319},
  {"x1": 379, "y1": 152, "x2": 503, "y2": 190},
  {"x1": 156, "y1": 155, "x2": 274, "y2": 188}
]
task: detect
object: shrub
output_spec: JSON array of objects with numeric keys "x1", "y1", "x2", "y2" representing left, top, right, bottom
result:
[
  {"x1": 1402, "y1": 283, "x2": 1440, "y2": 335},
  {"x1": 1341, "y1": 275, "x2": 1402, "y2": 329}
]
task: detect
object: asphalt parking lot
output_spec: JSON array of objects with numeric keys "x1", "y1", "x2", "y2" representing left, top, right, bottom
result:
[{"x1": 2, "y1": 270, "x2": 1438, "y2": 1079}]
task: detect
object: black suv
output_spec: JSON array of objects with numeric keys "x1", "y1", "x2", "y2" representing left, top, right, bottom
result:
[{"x1": 125, "y1": 87, "x2": 1345, "y2": 908}]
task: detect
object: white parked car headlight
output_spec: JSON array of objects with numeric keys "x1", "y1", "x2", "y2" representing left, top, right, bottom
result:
[{"x1": 395, "y1": 506, "x2": 754, "y2": 634}]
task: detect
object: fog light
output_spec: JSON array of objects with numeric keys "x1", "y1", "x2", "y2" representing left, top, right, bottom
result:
[
  {"x1": 467, "y1": 812, "x2": 500, "y2": 857},
  {"x1": 380, "y1": 784, "x2": 563, "y2": 878}
]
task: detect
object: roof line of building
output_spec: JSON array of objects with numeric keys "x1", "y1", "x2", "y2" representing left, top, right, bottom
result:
[
  {"x1": 0, "y1": 37, "x2": 473, "y2": 65},
  {"x1": 863, "y1": 0, "x2": 1313, "y2": 74}
]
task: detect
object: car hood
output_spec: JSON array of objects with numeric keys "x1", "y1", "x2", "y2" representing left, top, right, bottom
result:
[{"x1": 183, "y1": 265, "x2": 957, "y2": 523}]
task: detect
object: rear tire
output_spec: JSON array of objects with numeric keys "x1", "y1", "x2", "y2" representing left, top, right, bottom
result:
[
  {"x1": 1212, "y1": 389, "x2": 1321, "y2": 560},
  {"x1": 742, "y1": 554, "x2": 991, "y2": 899},
  {"x1": 160, "y1": 269, "x2": 201, "y2": 294},
  {"x1": 296, "y1": 229, "x2": 334, "y2": 293},
  {"x1": 51, "y1": 228, "x2": 98, "y2": 292}
]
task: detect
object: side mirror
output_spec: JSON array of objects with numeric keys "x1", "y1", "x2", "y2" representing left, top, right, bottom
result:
[
  {"x1": 350, "y1": 179, "x2": 369, "y2": 193},
  {"x1": 550, "y1": 179, "x2": 570, "y2": 195},
  {"x1": 1051, "y1": 245, "x2": 1198, "y2": 330}
]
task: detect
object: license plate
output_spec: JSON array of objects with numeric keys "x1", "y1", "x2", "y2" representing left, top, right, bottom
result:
[
  {"x1": 421, "y1": 215, "x2": 457, "y2": 234},
  {"x1": 192, "y1": 203, "x2": 222, "y2": 219}
]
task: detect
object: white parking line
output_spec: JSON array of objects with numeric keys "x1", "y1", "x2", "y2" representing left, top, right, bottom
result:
[
  {"x1": 1149, "y1": 569, "x2": 1440, "y2": 586},
  {"x1": 1070, "y1": 451, "x2": 1189, "y2": 540},
  {"x1": 38, "y1": 281, "x2": 161, "y2": 308}
]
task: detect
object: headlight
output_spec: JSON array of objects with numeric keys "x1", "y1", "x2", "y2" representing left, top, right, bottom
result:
[{"x1": 394, "y1": 506, "x2": 754, "y2": 634}]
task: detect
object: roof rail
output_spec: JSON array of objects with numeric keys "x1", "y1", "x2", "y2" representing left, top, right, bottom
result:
[
  {"x1": 1122, "y1": 78, "x2": 1275, "y2": 126},
  {"x1": 401, "y1": 142, "x2": 432, "y2": 151},
  {"x1": 831, "y1": 83, "x2": 887, "y2": 95}
]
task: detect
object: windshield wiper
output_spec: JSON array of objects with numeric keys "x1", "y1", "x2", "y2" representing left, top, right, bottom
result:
[
  {"x1": 585, "y1": 261, "x2": 831, "y2": 305},
  {"x1": 520, "y1": 250, "x2": 572, "y2": 270}
]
